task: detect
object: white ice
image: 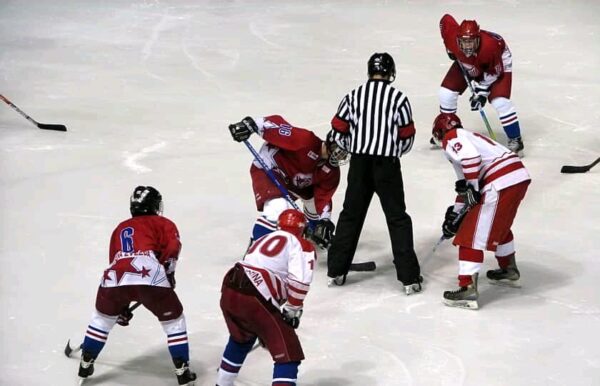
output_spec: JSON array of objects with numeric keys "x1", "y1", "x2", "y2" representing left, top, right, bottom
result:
[{"x1": 1, "y1": 1, "x2": 599, "y2": 385}]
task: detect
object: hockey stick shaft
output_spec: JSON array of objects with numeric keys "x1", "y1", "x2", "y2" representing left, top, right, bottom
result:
[
  {"x1": 0, "y1": 94, "x2": 67, "y2": 131},
  {"x1": 243, "y1": 140, "x2": 375, "y2": 271},
  {"x1": 455, "y1": 62, "x2": 497, "y2": 140},
  {"x1": 560, "y1": 157, "x2": 600, "y2": 173},
  {"x1": 243, "y1": 140, "x2": 300, "y2": 210}
]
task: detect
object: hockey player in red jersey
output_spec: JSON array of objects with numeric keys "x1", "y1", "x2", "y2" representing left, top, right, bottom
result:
[
  {"x1": 228, "y1": 115, "x2": 348, "y2": 249},
  {"x1": 216, "y1": 209, "x2": 316, "y2": 386},
  {"x1": 76, "y1": 186, "x2": 196, "y2": 385},
  {"x1": 437, "y1": 14, "x2": 525, "y2": 156},
  {"x1": 432, "y1": 113, "x2": 530, "y2": 309}
]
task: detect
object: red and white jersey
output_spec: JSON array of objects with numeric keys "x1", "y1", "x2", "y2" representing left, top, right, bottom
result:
[
  {"x1": 101, "y1": 215, "x2": 182, "y2": 288},
  {"x1": 442, "y1": 128, "x2": 530, "y2": 193},
  {"x1": 240, "y1": 230, "x2": 316, "y2": 310},
  {"x1": 253, "y1": 115, "x2": 340, "y2": 218},
  {"x1": 440, "y1": 14, "x2": 512, "y2": 87}
]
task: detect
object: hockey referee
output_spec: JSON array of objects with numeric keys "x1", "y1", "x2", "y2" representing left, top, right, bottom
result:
[{"x1": 326, "y1": 52, "x2": 422, "y2": 295}]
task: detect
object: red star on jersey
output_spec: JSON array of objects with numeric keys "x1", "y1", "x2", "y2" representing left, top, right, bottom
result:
[
  {"x1": 110, "y1": 257, "x2": 143, "y2": 284},
  {"x1": 140, "y1": 266, "x2": 151, "y2": 278}
]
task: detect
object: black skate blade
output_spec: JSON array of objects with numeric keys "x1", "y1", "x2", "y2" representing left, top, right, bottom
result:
[
  {"x1": 488, "y1": 279, "x2": 521, "y2": 288},
  {"x1": 442, "y1": 298, "x2": 479, "y2": 310}
]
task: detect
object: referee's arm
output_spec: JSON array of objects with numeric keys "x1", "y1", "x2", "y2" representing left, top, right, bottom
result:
[{"x1": 396, "y1": 96, "x2": 416, "y2": 155}]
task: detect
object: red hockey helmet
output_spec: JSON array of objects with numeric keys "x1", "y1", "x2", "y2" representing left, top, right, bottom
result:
[
  {"x1": 432, "y1": 113, "x2": 462, "y2": 143},
  {"x1": 457, "y1": 20, "x2": 480, "y2": 57},
  {"x1": 278, "y1": 209, "x2": 307, "y2": 237}
]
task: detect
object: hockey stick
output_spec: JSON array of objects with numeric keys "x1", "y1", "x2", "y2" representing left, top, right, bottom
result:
[
  {"x1": 455, "y1": 62, "x2": 497, "y2": 140},
  {"x1": 0, "y1": 94, "x2": 67, "y2": 131},
  {"x1": 64, "y1": 302, "x2": 142, "y2": 358},
  {"x1": 560, "y1": 157, "x2": 600, "y2": 174},
  {"x1": 243, "y1": 140, "x2": 376, "y2": 272},
  {"x1": 432, "y1": 205, "x2": 470, "y2": 252}
]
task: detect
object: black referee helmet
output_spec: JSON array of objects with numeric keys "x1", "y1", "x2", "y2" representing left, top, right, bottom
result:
[{"x1": 368, "y1": 52, "x2": 396, "y2": 81}]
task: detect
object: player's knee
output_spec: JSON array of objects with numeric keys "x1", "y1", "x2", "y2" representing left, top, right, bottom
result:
[
  {"x1": 90, "y1": 309, "x2": 118, "y2": 331},
  {"x1": 439, "y1": 87, "x2": 459, "y2": 113},
  {"x1": 160, "y1": 313, "x2": 186, "y2": 334},
  {"x1": 490, "y1": 97, "x2": 515, "y2": 115}
]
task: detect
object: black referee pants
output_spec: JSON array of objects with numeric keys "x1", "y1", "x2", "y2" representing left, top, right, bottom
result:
[{"x1": 327, "y1": 154, "x2": 420, "y2": 285}]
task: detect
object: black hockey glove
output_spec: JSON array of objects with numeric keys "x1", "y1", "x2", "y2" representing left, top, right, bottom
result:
[
  {"x1": 442, "y1": 205, "x2": 463, "y2": 239},
  {"x1": 282, "y1": 306, "x2": 303, "y2": 329},
  {"x1": 455, "y1": 179, "x2": 481, "y2": 207},
  {"x1": 310, "y1": 219, "x2": 335, "y2": 249},
  {"x1": 116, "y1": 306, "x2": 134, "y2": 327},
  {"x1": 446, "y1": 50, "x2": 456, "y2": 61},
  {"x1": 228, "y1": 116, "x2": 258, "y2": 142},
  {"x1": 469, "y1": 84, "x2": 490, "y2": 111}
]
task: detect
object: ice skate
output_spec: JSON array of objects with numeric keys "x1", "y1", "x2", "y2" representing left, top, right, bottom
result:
[
  {"x1": 78, "y1": 351, "x2": 95, "y2": 384},
  {"x1": 327, "y1": 274, "x2": 346, "y2": 287},
  {"x1": 429, "y1": 136, "x2": 441, "y2": 149},
  {"x1": 487, "y1": 266, "x2": 521, "y2": 288},
  {"x1": 174, "y1": 359, "x2": 197, "y2": 385},
  {"x1": 404, "y1": 276, "x2": 423, "y2": 296},
  {"x1": 443, "y1": 274, "x2": 479, "y2": 310},
  {"x1": 507, "y1": 136, "x2": 524, "y2": 157}
]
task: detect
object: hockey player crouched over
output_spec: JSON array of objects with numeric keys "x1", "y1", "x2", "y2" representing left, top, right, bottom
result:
[
  {"x1": 228, "y1": 114, "x2": 348, "y2": 250},
  {"x1": 431, "y1": 114, "x2": 530, "y2": 309},
  {"x1": 216, "y1": 209, "x2": 316, "y2": 386},
  {"x1": 76, "y1": 186, "x2": 196, "y2": 385}
]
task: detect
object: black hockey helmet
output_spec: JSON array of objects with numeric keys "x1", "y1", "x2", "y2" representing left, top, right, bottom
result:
[
  {"x1": 368, "y1": 52, "x2": 396, "y2": 81},
  {"x1": 130, "y1": 186, "x2": 163, "y2": 216}
]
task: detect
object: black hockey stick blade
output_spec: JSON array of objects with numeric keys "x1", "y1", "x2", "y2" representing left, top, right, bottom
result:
[
  {"x1": 37, "y1": 123, "x2": 67, "y2": 132},
  {"x1": 560, "y1": 157, "x2": 600, "y2": 174},
  {"x1": 349, "y1": 261, "x2": 377, "y2": 272},
  {"x1": 64, "y1": 339, "x2": 82, "y2": 358}
]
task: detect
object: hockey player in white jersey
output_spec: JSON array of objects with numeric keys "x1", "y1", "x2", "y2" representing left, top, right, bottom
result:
[
  {"x1": 432, "y1": 113, "x2": 531, "y2": 309},
  {"x1": 216, "y1": 209, "x2": 316, "y2": 386}
]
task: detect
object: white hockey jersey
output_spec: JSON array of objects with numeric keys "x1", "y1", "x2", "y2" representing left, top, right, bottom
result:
[
  {"x1": 443, "y1": 128, "x2": 530, "y2": 193},
  {"x1": 240, "y1": 230, "x2": 316, "y2": 310}
]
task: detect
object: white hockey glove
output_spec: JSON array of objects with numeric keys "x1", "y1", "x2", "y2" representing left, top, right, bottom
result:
[
  {"x1": 228, "y1": 116, "x2": 258, "y2": 142},
  {"x1": 469, "y1": 84, "x2": 490, "y2": 111},
  {"x1": 281, "y1": 304, "x2": 303, "y2": 329}
]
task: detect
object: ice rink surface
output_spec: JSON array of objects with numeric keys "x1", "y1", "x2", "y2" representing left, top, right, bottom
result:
[{"x1": 1, "y1": 1, "x2": 599, "y2": 385}]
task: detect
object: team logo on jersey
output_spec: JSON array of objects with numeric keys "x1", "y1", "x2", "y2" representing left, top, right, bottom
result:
[
  {"x1": 278, "y1": 124, "x2": 292, "y2": 136},
  {"x1": 307, "y1": 150, "x2": 319, "y2": 160},
  {"x1": 462, "y1": 62, "x2": 480, "y2": 77},
  {"x1": 293, "y1": 173, "x2": 313, "y2": 188}
]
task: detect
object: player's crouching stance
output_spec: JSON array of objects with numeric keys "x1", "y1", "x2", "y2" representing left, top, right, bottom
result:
[
  {"x1": 432, "y1": 114, "x2": 530, "y2": 309},
  {"x1": 76, "y1": 186, "x2": 196, "y2": 385},
  {"x1": 216, "y1": 209, "x2": 316, "y2": 386},
  {"x1": 228, "y1": 114, "x2": 348, "y2": 250}
]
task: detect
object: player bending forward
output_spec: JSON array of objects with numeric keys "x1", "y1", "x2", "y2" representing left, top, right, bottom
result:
[
  {"x1": 437, "y1": 14, "x2": 525, "y2": 156},
  {"x1": 228, "y1": 115, "x2": 348, "y2": 249},
  {"x1": 432, "y1": 113, "x2": 531, "y2": 309},
  {"x1": 76, "y1": 186, "x2": 196, "y2": 385},
  {"x1": 216, "y1": 209, "x2": 316, "y2": 386}
]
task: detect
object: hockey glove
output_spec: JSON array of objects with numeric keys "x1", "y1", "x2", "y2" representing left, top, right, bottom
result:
[
  {"x1": 310, "y1": 219, "x2": 335, "y2": 249},
  {"x1": 442, "y1": 205, "x2": 463, "y2": 239},
  {"x1": 228, "y1": 116, "x2": 258, "y2": 142},
  {"x1": 455, "y1": 180, "x2": 481, "y2": 207},
  {"x1": 447, "y1": 50, "x2": 456, "y2": 61},
  {"x1": 116, "y1": 306, "x2": 134, "y2": 327},
  {"x1": 282, "y1": 305, "x2": 303, "y2": 329},
  {"x1": 469, "y1": 84, "x2": 490, "y2": 111}
]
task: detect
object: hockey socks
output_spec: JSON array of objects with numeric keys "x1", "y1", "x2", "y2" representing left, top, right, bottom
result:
[
  {"x1": 458, "y1": 246, "x2": 484, "y2": 287},
  {"x1": 82, "y1": 310, "x2": 118, "y2": 359},
  {"x1": 161, "y1": 315, "x2": 190, "y2": 363},
  {"x1": 273, "y1": 362, "x2": 300, "y2": 386},
  {"x1": 252, "y1": 216, "x2": 277, "y2": 240},
  {"x1": 216, "y1": 336, "x2": 257, "y2": 386}
]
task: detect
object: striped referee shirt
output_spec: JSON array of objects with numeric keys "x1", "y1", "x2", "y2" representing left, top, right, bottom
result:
[{"x1": 330, "y1": 79, "x2": 416, "y2": 157}]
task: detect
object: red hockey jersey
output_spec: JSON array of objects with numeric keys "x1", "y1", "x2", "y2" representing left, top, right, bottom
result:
[
  {"x1": 101, "y1": 215, "x2": 181, "y2": 288},
  {"x1": 253, "y1": 115, "x2": 340, "y2": 218},
  {"x1": 440, "y1": 14, "x2": 510, "y2": 85}
]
